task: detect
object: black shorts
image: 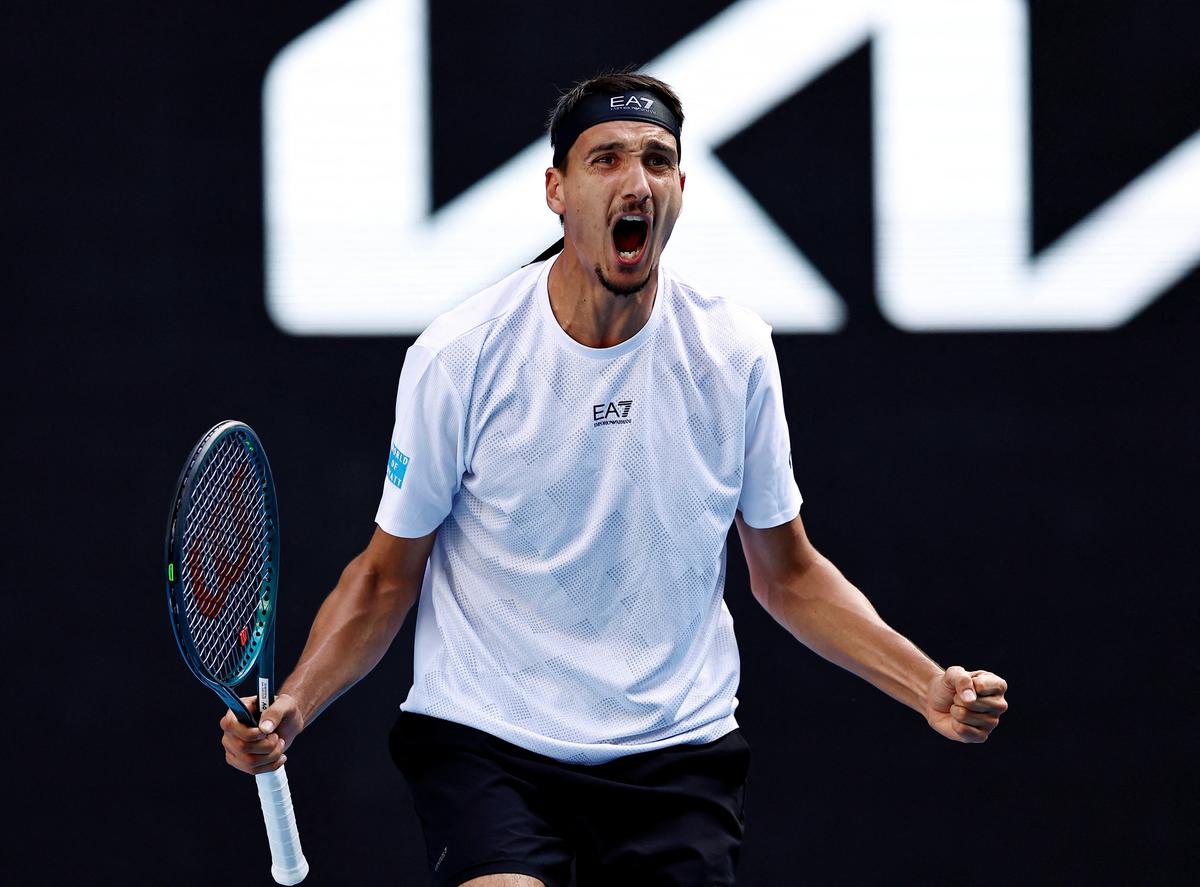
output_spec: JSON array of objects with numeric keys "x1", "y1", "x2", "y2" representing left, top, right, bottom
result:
[{"x1": 389, "y1": 712, "x2": 751, "y2": 887}]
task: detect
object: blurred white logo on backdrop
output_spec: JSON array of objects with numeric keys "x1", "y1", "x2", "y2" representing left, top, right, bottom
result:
[{"x1": 263, "y1": 0, "x2": 1200, "y2": 334}]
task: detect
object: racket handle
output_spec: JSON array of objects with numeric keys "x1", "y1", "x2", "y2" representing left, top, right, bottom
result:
[{"x1": 255, "y1": 766, "x2": 309, "y2": 885}]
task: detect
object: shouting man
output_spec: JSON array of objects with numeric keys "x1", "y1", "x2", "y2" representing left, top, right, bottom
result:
[{"x1": 222, "y1": 72, "x2": 1008, "y2": 887}]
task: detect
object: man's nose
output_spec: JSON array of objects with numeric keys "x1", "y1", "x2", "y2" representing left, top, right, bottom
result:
[{"x1": 621, "y1": 163, "x2": 652, "y2": 205}]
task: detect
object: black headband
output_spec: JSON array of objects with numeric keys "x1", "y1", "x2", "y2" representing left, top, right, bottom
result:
[{"x1": 552, "y1": 90, "x2": 682, "y2": 168}]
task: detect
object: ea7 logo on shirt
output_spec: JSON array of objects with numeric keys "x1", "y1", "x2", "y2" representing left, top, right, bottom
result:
[
  {"x1": 593, "y1": 399, "x2": 633, "y2": 427},
  {"x1": 610, "y1": 95, "x2": 653, "y2": 111}
]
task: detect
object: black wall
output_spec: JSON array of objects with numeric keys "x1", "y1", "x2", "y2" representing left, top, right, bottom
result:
[{"x1": 8, "y1": 2, "x2": 1197, "y2": 884}]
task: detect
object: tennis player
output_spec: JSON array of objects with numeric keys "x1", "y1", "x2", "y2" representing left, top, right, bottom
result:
[{"x1": 222, "y1": 72, "x2": 1008, "y2": 887}]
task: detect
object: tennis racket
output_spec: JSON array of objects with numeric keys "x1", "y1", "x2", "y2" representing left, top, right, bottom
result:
[{"x1": 164, "y1": 420, "x2": 309, "y2": 885}]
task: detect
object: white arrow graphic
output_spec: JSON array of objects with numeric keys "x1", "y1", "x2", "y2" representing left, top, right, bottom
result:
[
  {"x1": 875, "y1": 0, "x2": 1200, "y2": 329},
  {"x1": 264, "y1": 0, "x2": 1200, "y2": 334}
]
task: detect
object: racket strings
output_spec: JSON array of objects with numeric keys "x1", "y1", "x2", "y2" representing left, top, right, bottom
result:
[{"x1": 179, "y1": 433, "x2": 274, "y2": 682}]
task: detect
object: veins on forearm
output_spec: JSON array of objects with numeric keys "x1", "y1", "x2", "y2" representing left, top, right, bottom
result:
[
  {"x1": 282, "y1": 570, "x2": 416, "y2": 723},
  {"x1": 764, "y1": 559, "x2": 940, "y2": 712}
]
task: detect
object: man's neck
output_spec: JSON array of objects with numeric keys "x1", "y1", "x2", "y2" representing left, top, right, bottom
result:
[{"x1": 546, "y1": 245, "x2": 658, "y2": 349}]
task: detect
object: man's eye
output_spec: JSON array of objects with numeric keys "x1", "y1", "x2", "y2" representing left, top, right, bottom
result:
[{"x1": 593, "y1": 155, "x2": 615, "y2": 165}]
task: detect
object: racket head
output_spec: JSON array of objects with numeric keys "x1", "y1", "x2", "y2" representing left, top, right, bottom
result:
[{"x1": 164, "y1": 420, "x2": 280, "y2": 721}]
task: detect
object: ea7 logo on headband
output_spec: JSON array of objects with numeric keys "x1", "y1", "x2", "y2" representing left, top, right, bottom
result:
[{"x1": 610, "y1": 95, "x2": 655, "y2": 111}]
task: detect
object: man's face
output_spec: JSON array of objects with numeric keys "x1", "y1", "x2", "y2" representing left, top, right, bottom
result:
[{"x1": 546, "y1": 120, "x2": 685, "y2": 296}]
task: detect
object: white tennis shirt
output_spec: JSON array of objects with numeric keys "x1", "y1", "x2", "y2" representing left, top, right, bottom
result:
[{"x1": 376, "y1": 255, "x2": 801, "y2": 764}]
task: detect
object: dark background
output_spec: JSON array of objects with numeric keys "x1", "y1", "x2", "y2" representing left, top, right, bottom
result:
[{"x1": 7, "y1": 1, "x2": 1198, "y2": 884}]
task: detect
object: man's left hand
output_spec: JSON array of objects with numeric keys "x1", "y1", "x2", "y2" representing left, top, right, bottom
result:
[{"x1": 925, "y1": 665, "x2": 1008, "y2": 743}]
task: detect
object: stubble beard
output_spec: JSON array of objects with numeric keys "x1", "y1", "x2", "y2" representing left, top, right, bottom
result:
[{"x1": 594, "y1": 265, "x2": 654, "y2": 298}]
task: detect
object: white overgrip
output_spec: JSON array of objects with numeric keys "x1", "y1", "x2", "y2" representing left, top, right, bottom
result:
[{"x1": 256, "y1": 766, "x2": 309, "y2": 885}]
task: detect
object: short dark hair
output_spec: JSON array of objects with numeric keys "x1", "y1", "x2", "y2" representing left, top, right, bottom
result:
[{"x1": 546, "y1": 70, "x2": 685, "y2": 171}]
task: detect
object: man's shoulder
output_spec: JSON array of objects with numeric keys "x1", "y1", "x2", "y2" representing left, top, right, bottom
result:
[
  {"x1": 660, "y1": 265, "x2": 773, "y2": 347},
  {"x1": 413, "y1": 261, "x2": 544, "y2": 356}
]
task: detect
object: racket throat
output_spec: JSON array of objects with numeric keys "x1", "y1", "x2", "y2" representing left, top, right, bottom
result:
[{"x1": 258, "y1": 677, "x2": 271, "y2": 720}]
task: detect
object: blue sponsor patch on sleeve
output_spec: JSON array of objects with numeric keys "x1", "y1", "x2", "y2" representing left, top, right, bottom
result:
[{"x1": 386, "y1": 445, "x2": 410, "y2": 489}]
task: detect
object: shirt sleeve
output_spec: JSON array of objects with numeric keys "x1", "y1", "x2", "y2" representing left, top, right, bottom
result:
[
  {"x1": 374, "y1": 343, "x2": 466, "y2": 538},
  {"x1": 738, "y1": 336, "x2": 802, "y2": 528}
]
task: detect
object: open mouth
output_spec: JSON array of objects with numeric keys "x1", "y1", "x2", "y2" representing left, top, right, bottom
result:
[{"x1": 612, "y1": 215, "x2": 650, "y2": 265}]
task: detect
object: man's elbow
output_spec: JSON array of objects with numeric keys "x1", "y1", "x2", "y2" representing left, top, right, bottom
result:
[
  {"x1": 341, "y1": 550, "x2": 420, "y2": 613},
  {"x1": 749, "y1": 552, "x2": 826, "y2": 617}
]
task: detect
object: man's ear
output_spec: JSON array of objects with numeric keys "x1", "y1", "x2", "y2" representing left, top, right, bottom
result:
[
  {"x1": 680, "y1": 170, "x2": 686, "y2": 194},
  {"x1": 545, "y1": 167, "x2": 566, "y2": 217}
]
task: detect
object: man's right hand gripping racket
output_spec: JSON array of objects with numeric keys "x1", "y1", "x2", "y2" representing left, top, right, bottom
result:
[{"x1": 164, "y1": 420, "x2": 309, "y2": 885}]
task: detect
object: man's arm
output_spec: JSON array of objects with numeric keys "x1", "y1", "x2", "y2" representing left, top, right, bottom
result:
[
  {"x1": 221, "y1": 525, "x2": 436, "y2": 774},
  {"x1": 734, "y1": 513, "x2": 1007, "y2": 742}
]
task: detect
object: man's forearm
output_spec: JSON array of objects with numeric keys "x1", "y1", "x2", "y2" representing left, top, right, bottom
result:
[
  {"x1": 758, "y1": 553, "x2": 942, "y2": 713},
  {"x1": 279, "y1": 553, "x2": 419, "y2": 726}
]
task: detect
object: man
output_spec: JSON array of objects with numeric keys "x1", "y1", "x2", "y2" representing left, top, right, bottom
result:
[{"x1": 222, "y1": 73, "x2": 1008, "y2": 887}]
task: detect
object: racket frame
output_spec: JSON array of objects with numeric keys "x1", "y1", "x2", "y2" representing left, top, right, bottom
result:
[{"x1": 164, "y1": 419, "x2": 280, "y2": 726}]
